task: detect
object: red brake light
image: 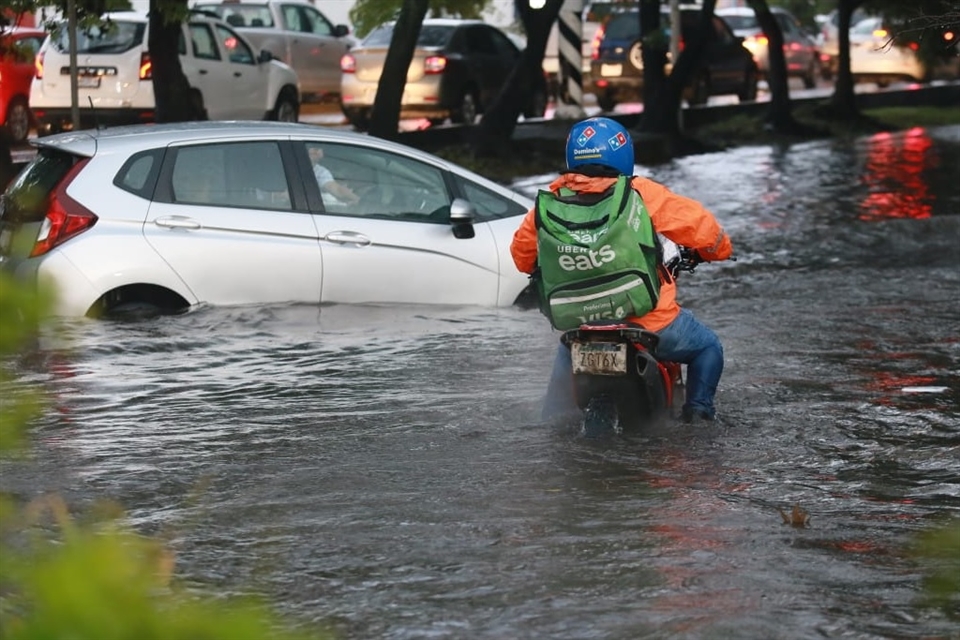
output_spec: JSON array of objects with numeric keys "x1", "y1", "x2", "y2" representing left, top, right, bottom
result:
[
  {"x1": 30, "y1": 159, "x2": 98, "y2": 258},
  {"x1": 591, "y1": 23, "x2": 605, "y2": 59},
  {"x1": 340, "y1": 53, "x2": 355, "y2": 73},
  {"x1": 35, "y1": 51, "x2": 44, "y2": 79},
  {"x1": 139, "y1": 52, "x2": 152, "y2": 80},
  {"x1": 423, "y1": 55, "x2": 446, "y2": 74},
  {"x1": 908, "y1": 41, "x2": 919, "y2": 51}
]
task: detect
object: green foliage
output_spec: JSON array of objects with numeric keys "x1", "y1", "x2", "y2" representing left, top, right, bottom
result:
[
  {"x1": 0, "y1": 271, "x2": 50, "y2": 455},
  {"x1": 0, "y1": 498, "x2": 325, "y2": 640},
  {"x1": 350, "y1": 0, "x2": 490, "y2": 38},
  {"x1": 911, "y1": 519, "x2": 960, "y2": 616},
  {"x1": 0, "y1": 275, "x2": 331, "y2": 640}
]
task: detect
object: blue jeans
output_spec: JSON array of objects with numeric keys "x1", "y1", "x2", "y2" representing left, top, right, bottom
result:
[{"x1": 541, "y1": 308, "x2": 724, "y2": 421}]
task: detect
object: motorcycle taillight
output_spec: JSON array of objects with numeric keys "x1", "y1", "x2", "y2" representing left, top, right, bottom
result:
[{"x1": 30, "y1": 159, "x2": 97, "y2": 257}]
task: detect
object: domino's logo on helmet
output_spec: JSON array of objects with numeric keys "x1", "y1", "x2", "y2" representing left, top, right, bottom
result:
[{"x1": 565, "y1": 117, "x2": 635, "y2": 177}]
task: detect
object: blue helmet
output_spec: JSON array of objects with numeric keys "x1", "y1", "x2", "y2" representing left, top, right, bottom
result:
[{"x1": 565, "y1": 117, "x2": 635, "y2": 176}]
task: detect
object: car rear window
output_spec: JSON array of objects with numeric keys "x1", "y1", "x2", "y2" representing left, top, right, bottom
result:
[
  {"x1": 722, "y1": 15, "x2": 758, "y2": 30},
  {"x1": 0, "y1": 150, "x2": 77, "y2": 224},
  {"x1": 363, "y1": 24, "x2": 454, "y2": 48},
  {"x1": 53, "y1": 20, "x2": 146, "y2": 54},
  {"x1": 605, "y1": 12, "x2": 640, "y2": 39}
]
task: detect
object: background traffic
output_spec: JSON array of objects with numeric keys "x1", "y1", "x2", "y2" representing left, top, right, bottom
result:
[{"x1": 2, "y1": 0, "x2": 958, "y2": 143}]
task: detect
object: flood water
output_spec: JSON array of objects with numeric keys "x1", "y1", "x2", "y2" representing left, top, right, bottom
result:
[{"x1": 3, "y1": 126, "x2": 959, "y2": 639}]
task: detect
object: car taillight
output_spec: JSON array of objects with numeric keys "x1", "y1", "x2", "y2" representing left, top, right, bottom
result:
[
  {"x1": 908, "y1": 41, "x2": 919, "y2": 51},
  {"x1": 139, "y1": 52, "x2": 152, "y2": 80},
  {"x1": 30, "y1": 159, "x2": 97, "y2": 258},
  {"x1": 424, "y1": 55, "x2": 446, "y2": 74},
  {"x1": 340, "y1": 54, "x2": 355, "y2": 73},
  {"x1": 591, "y1": 24, "x2": 605, "y2": 60},
  {"x1": 35, "y1": 51, "x2": 44, "y2": 79},
  {"x1": 748, "y1": 34, "x2": 769, "y2": 46}
]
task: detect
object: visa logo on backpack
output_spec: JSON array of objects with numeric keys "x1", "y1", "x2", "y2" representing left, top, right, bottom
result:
[{"x1": 556, "y1": 244, "x2": 616, "y2": 271}]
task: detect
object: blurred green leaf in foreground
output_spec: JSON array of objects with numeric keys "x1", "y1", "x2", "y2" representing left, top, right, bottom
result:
[{"x1": 0, "y1": 272, "x2": 330, "y2": 639}]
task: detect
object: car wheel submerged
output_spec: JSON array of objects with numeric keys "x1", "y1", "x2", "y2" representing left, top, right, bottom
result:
[{"x1": 4, "y1": 97, "x2": 31, "y2": 143}]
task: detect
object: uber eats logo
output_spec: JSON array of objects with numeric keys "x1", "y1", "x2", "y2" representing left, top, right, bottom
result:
[{"x1": 556, "y1": 244, "x2": 616, "y2": 271}]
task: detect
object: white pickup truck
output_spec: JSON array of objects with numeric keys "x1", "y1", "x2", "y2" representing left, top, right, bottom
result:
[{"x1": 192, "y1": 0, "x2": 354, "y2": 104}]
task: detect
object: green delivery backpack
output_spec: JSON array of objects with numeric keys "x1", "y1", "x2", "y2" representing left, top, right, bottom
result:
[{"x1": 534, "y1": 175, "x2": 661, "y2": 331}]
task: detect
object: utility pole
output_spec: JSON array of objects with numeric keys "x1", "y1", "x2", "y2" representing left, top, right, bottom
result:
[
  {"x1": 68, "y1": 0, "x2": 79, "y2": 130},
  {"x1": 669, "y1": 0, "x2": 682, "y2": 130}
]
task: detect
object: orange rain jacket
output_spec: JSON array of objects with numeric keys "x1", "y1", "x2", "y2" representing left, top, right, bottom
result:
[{"x1": 510, "y1": 172, "x2": 733, "y2": 333}]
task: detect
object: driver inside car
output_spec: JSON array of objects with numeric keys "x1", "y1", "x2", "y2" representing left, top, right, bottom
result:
[{"x1": 308, "y1": 144, "x2": 360, "y2": 206}]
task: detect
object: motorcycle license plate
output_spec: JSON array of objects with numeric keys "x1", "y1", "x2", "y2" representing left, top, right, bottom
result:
[{"x1": 571, "y1": 341, "x2": 627, "y2": 375}]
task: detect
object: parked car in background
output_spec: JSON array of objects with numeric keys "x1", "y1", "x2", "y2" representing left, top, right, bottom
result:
[
  {"x1": 0, "y1": 121, "x2": 533, "y2": 318},
  {"x1": 716, "y1": 6, "x2": 820, "y2": 88},
  {"x1": 817, "y1": 6, "x2": 870, "y2": 79},
  {"x1": 589, "y1": 8, "x2": 758, "y2": 111},
  {"x1": 191, "y1": 0, "x2": 354, "y2": 104},
  {"x1": 29, "y1": 10, "x2": 300, "y2": 134},
  {"x1": 0, "y1": 26, "x2": 45, "y2": 143},
  {"x1": 340, "y1": 19, "x2": 548, "y2": 130},
  {"x1": 847, "y1": 16, "x2": 960, "y2": 86}
]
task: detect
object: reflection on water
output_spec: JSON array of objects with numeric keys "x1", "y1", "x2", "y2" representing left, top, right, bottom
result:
[
  {"x1": 2, "y1": 127, "x2": 959, "y2": 639},
  {"x1": 860, "y1": 128, "x2": 936, "y2": 221}
]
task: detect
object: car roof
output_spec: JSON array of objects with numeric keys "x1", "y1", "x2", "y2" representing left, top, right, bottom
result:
[{"x1": 29, "y1": 121, "x2": 458, "y2": 166}]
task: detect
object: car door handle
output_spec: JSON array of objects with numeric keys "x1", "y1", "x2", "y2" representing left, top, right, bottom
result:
[
  {"x1": 323, "y1": 231, "x2": 371, "y2": 246},
  {"x1": 199, "y1": 69, "x2": 208, "y2": 75},
  {"x1": 154, "y1": 216, "x2": 201, "y2": 230},
  {"x1": 234, "y1": 71, "x2": 242, "y2": 77}
]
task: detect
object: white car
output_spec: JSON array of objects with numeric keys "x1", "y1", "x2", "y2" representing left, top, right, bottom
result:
[
  {"x1": 0, "y1": 121, "x2": 534, "y2": 318},
  {"x1": 29, "y1": 10, "x2": 300, "y2": 133}
]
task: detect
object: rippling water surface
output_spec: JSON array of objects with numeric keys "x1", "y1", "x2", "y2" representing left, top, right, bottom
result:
[{"x1": 3, "y1": 126, "x2": 959, "y2": 639}]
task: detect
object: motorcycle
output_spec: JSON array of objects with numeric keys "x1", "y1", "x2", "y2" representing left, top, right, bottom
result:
[{"x1": 558, "y1": 243, "x2": 706, "y2": 438}]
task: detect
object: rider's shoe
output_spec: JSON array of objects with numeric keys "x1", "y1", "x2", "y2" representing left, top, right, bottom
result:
[{"x1": 681, "y1": 406, "x2": 715, "y2": 424}]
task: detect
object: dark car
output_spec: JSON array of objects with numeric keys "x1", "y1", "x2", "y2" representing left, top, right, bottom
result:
[
  {"x1": 340, "y1": 19, "x2": 547, "y2": 130},
  {"x1": 589, "y1": 9, "x2": 759, "y2": 111}
]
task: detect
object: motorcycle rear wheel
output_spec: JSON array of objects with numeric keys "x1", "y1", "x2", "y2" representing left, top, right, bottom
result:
[{"x1": 581, "y1": 395, "x2": 621, "y2": 439}]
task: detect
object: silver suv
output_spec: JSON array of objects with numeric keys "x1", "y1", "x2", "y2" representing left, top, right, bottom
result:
[{"x1": 30, "y1": 10, "x2": 300, "y2": 133}]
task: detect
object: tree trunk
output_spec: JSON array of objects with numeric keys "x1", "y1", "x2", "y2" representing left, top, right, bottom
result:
[
  {"x1": 472, "y1": 0, "x2": 564, "y2": 156},
  {"x1": 828, "y1": 0, "x2": 865, "y2": 120},
  {"x1": 746, "y1": 0, "x2": 797, "y2": 132},
  {"x1": 638, "y1": 0, "x2": 716, "y2": 138},
  {"x1": 639, "y1": 0, "x2": 666, "y2": 110},
  {"x1": 367, "y1": 0, "x2": 429, "y2": 141},
  {"x1": 149, "y1": 0, "x2": 205, "y2": 123}
]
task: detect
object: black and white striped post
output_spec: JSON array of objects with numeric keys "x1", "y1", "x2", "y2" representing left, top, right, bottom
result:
[{"x1": 555, "y1": 0, "x2": 586, "y2": 119}]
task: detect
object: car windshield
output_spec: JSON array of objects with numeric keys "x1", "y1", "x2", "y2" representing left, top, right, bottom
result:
[
  {"x1": 195, "y1": 4, "x2": 275, "y2": 28},
  {"x1": 722, "y1": 15, "x2": 758, "y2": 30},
  {"x1": 363, "y1": 24, "x2": 454, "y2": 48},
  {"x1": 53, "y1": 20, "x2": 145, "y2": 54}
]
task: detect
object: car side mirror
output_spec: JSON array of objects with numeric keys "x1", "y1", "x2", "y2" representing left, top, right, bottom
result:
[
  {"x1": 258, "y1": 49, "x2": 274, "y2": 63},
  {"x1": 334, "y1": 24, "x2": 349, "y2": 38},
  {"x1": 449, "y1": 198, "x2": 476, "y2": 239}
]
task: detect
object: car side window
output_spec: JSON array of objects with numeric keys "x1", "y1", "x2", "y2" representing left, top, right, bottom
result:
[
  {"x1": 171, "y1": 141, "x2": 292, "y2": 211},
  {"x1": 190, "y1": 24, "x2": 220, "y2": 60},
  {"x1": 465, "y1": 26, "x2": 496, "y2": 55},
  {"x1": 301, "y1": 6, "x2": 333, "y2": 36},
  {"x1": 451, "y1": 175, "x2": 528, "y2": 220},
  {"x1": 712, "y1": 17, "x2": 735, "y2": 45},
  {"x1": 281, "y1": 5, "x2": 303, "y2": 32},
  {"x1": 214, "y1": 24, "x2": 254, "y2": 64},
  {"x1": 302, "y1": 142, "x2": 451, "y2": 222},
  {"x1": 489, "y1": 28, "x2": 519, "y2": 59},
  {"x1": 114, "y1": 149, "x2": 163, "y2": 198}
]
